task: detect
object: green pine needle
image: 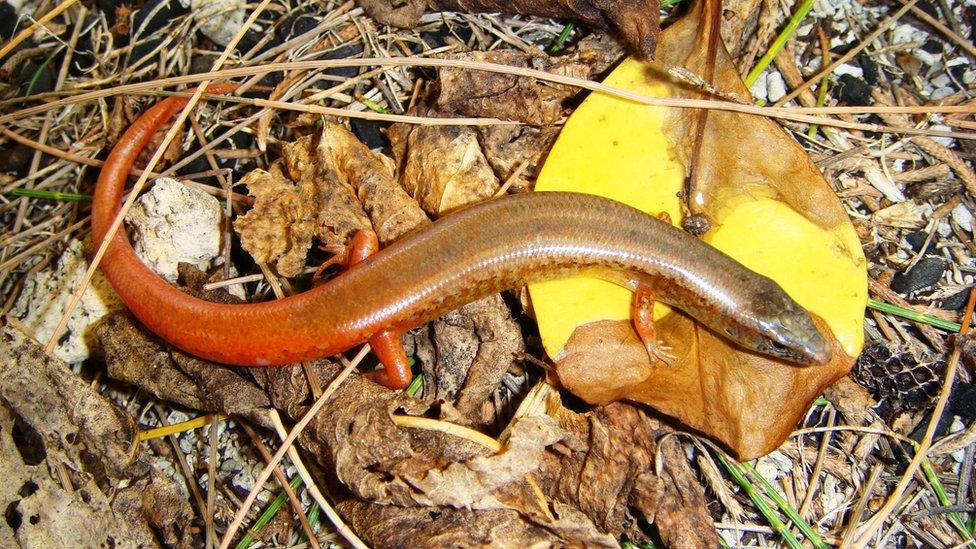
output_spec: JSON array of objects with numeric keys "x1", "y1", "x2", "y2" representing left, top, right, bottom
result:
[
  {"x1": 868, "y1": 298, "x2": 962, "y2": 332},
  {"x1": 5, "y1": 188, "x2": 92, "y2": 202}
]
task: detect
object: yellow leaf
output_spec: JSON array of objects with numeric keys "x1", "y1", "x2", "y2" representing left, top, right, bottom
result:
[
  {"x1": 529, "y1": 59, "x2": 684, "y2": 356},
  {"x1": 529, "y1": 58, "x2": 867, "y2": 360}
]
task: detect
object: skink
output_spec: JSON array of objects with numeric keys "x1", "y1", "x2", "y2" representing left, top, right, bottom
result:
[{"x1": 92, "y1": 94, "x2": 831, "y2": 385}]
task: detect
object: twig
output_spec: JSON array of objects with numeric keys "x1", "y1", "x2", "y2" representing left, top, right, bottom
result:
[
  {"x1": 0, "y1": 0, "x2": 81, "y2": 60},
  {"x1": 219, "y1": 346, "x2": 370, "y2": 549},
  {"x1": 4, "y1": 58, "x2": 975, "y2": 139}
]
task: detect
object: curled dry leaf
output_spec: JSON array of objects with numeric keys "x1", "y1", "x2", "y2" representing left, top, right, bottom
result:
[
  {"x1": 236, "y1": 123, "x2": 427, "y2": 275},
  {"x1": 392, "y1": 45, "x2": 620, "y2": 210},
  {"x1": 337, "y1": 500, "x2": 617, "y2": 548},
  {"x1": 234, "y1": 166, "x2": 320, "y2": 277},
  {"x1": 437, "y1": 50, "x2": 603, "y2": 126},
  {"x1": 411, "y1": 294, "x2": 524, "y2": 425},
  {"x1": 530, "y1": 0, "x2": 866, "y2": 459},
  {"x1": 359, "y1": 0, "x2": 661, "y2": 58},
  {"x1": 96, "y1": 312, "x2": 272, "y2": 427},
  {"x1": 538, "y1": 392, "x2": 718, "y2": 547},
  {"x1": 396, "y1": 123, "x2": 501, "y2": 216}
]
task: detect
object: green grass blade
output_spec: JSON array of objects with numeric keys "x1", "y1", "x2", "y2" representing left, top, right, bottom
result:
[
  {"x1": 5, "y1": 188, "x2": 92, "y2": 202},
  {"x1": 868, "y1": 298, "x2": 962, "y2": 332},
  {"x1": 745, "y1": 0, "x2": 815, "y2": 87},
  {"x1": 740, "y1": 462, "x2": 829, "y2": 549},
  {"x1": 235, "y1": 474, "x2": 305, "y2": 549},
  {"x1": 718, "y1": 454, "x2": 803, "y2": 549},
  {"x1": 548, "y1": 22, "x2": 575, "y2": 54}
]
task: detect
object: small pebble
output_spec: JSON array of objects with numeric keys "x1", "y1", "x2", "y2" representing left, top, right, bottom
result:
[
  {"x1": 926, "y1": 124, "x2": 955, "y2": 148},
  {"x1": 834, "y1": 63, "x2": 864, "y2": 79},
  {"x1": 766, "y1": 71, "x2": 787, "y2": 102},
  {"x1": 749, "y1": 71, "x2": 768, "y2": 102},
  {"x1": 890, "y1": 256, "x2": 947, "y2": 293},
  {"x1": 836, "y1": 74, "x2": 872, "y2": 106},
  {"x1": 914, "y1": 48, "x2": 941, "y2": 67},
  {"x1": 951, "y1": 204, "x2": 973, "y2": 232}
]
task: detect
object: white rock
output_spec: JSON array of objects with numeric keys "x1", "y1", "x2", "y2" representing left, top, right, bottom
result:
[
  {"x1": 892, "y1": 23, "x2": 928, "y2": 46},
  {"x1": 914, "y1": 48, "x2": 941, "y2": 67},
  {"x1": 864, "y1": 165, "x2": 905, "y2": 203},
  {"x1": 924, "y1": 124, "x2": 955, "y2": 148},
  {"x1": 755, "y1": 451, "x2": 791, "y2": 481},
  {"x1": 749, "y1": 71, "x2": 768, "y2": 103},
  {"x1": 11, "y1": 239, "x2": 124, "y2": 363},
  {"x1": 127, "y1": 178, "x2": 222, "y2": 282},
  {"x1": 930, "y1": 87, "x2": 955, "y2": 101},
  {"x1": 834, "y1": 63, "x2": 864, "y2": 79},
  {"x1": 931, "y1": 74, "x2": 951, "y2": 88},
  {"x1": 190, "y1": 0, "x2": 248, "y2": 47},
  {"x1": 952, "y1": 204, "x2": 973, "y2": 232},
  {"x1": 767, "y1": 71, "x2": 787, "y2": 102},
  {"x1": 937, "y1": 219, "x2": 952, "y2": 237}
]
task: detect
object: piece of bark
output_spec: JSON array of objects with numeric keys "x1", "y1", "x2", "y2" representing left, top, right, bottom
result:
[{"x1": 360, "y1": 0, "x2": 660, "y2": 59}]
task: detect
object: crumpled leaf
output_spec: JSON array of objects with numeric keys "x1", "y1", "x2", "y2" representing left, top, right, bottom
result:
[
  {"x1": 234, "y1": 166, "x2": 319, "y2": 277},
  {"x1": 529, "y1": 0, "x2": 866, "y2": 459},
  {"x1": 537, "y1": 390, "x2": 718, "y2": 546},
  {"x1": 96, "y1": 310, "x2": 273, "y2": 428},
  {"x1": 337, "y1": 500, "x2": 617, "y2": 548},
  {"x1": 236, "y1": 122, "x2": 426, "y2": 275},
  {"x1": 395, "y1": 123, "x2": 501, "y2": 215},
  {"x1": 391, "y1": 45, "x2": 620, "y2": 213},
  {"x1": 409, "y1": 294, "x2": 524, "y2": 425},
  {"x1": 437, "y1": 50, "x2": 603, "y2": 126},
  {"x1": 359, "y1": 0, "x2": 660, "y2": 59}
]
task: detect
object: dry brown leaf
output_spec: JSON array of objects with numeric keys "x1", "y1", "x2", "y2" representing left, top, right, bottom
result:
[
  {"x1": 0, "y1": 320, "x2": 193, "y2": 547},
  {"x1": 317, "y1": 122, "x2": 428, "y2": 243},
  {"x1": 97, "y1": 311, "x2": 273, "y2": 427},
  {"x1": 407, "y1": 295, "x2": 524, "y2": 424},
  {"x1": 437, "y1": 50, "x2": 596, "y2": 126},
  {"x1": 96, "y1": 311, "x2": 209, "y2": 410},
  {"x1": 337, "y1": 500, "x2": 617, "y2": 548},
  {"x1": 234, "y1": 166, "x2": 319, "y2": 277},
  {"x1": 537, "y1": 393, "x2": 718, "y2": 546},
  {"x1": 556, "y1": 315, "x2": 850, "y2": 459},
  {"x1": 236, "y1": 124, "x2": 427, "y2": 274},
  {"x1": 396, "y1": 123, "x2": 500, "y2": 215}
]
